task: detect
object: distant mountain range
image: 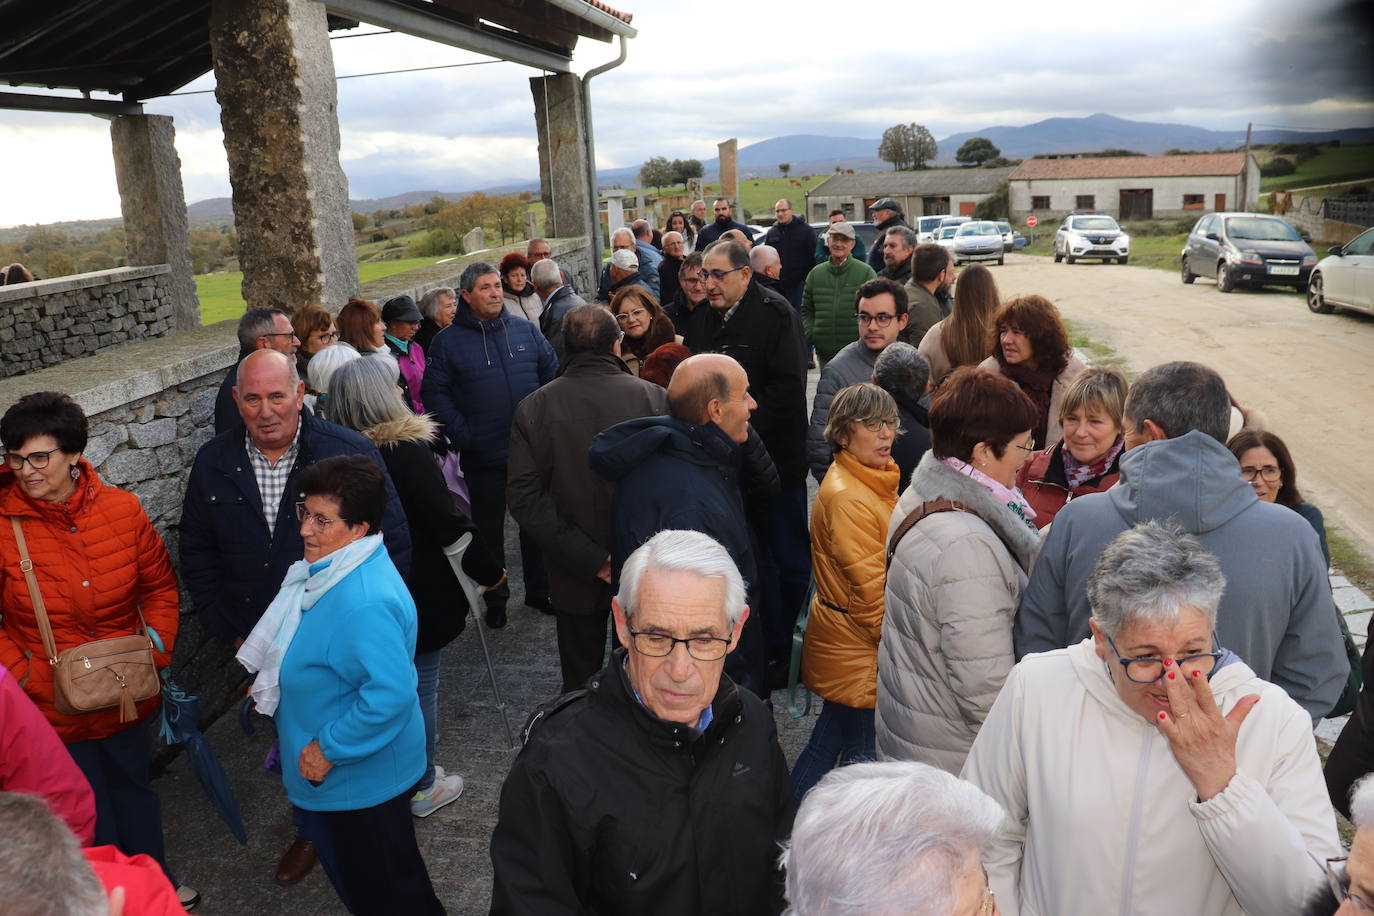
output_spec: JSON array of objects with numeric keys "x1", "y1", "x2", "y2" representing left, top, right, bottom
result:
[{"x1": 24, "y1": 113, "x2": 1374, "y2": 231}]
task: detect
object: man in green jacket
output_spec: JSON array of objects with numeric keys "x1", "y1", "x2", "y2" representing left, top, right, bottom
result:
[{"x1": 803, "y1": 221, "x2": 877, "y2": 364}]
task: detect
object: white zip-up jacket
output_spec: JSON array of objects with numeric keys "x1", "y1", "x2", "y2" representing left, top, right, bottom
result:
[{"x1": 961, "y1": 639, "x2": 1339, "y2": 916}]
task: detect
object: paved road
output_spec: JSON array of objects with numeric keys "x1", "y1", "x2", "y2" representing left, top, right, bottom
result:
[{"x1": 992, "y1": 252, "x2": 1374, "y2": 561}]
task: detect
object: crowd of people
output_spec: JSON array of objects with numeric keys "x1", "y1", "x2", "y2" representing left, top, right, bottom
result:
[{"x1": 0, "y1": 199, "x2": 1366, "y2": 916}]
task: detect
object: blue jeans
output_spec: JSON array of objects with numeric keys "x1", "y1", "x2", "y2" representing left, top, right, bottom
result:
[
  {"x1": 790, "y1": 701, "x2": 876, "y2": 801},
  {"x1": 414, "y1": 650, "x2": 441, "y2": 792}
]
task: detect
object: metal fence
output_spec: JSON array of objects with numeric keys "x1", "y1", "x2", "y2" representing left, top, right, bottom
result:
[{"x1": 1324, "y1": 197, "x2": 1374, "y2": 227}]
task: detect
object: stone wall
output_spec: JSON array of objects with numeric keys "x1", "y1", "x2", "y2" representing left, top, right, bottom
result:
[{"x1": 0, "y1": 266, "x2": 177, "y2": 379}]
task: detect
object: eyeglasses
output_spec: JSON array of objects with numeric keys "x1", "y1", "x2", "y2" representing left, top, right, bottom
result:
[
  {"x1": 1240, "y1": 464, "x2": 1281, "y2": 483},
  {"x1": 628, "y1": 629, "x2": 733, "y2": 661},
  {"x1": 295, "y1": 502, "x2": 341, "y2": 530},
  {"x1": 681, "y1": 273, "x2": 706, "y2": 286},
  {"x1": 855, "y1": 312, "x2": 897, "y2": 327},
  {"x1": 1327, "y1": 857, "x2": 1374, "y2": 911},
  {"x1": 4, "y1": 448, "x2": 60, "y2": 470},
  {"x1": 703, "y1": 267, "x2": 746, "y2": 282},
  {"x1": 1013, "y1": 438, "x2": 1038, "y2": 453},
  {"x1": 615, "y1": 307, "x2": 650, "y2": 324},
  {"x1": 261, "y1": 331, "x2": 298, "y2": 340},
  {"x1": 313, "y1": 331, "x2": 339, "y2": 343},
  {"x1": 1104, "y1": 633, "x2": 1222, "y2": 684},
  {"x1": 858, "y1": 417, "x2": 899, "y2": 433}
]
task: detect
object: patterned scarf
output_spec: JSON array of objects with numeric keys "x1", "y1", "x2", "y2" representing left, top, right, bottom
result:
[
  {"x1": 942, "y1": 457, "x2": 1039, "y2": 533},
  {"x1": 1062, "y1": 436, "x2": 1124, "y2": 490}
]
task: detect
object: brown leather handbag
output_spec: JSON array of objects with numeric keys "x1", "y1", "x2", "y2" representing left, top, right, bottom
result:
[{"x1": 10, "y1": 517, "x2": 159, "y2": 722}]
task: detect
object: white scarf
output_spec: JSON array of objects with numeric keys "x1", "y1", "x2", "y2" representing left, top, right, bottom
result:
[{"x1": 236, "y1": 533, "x2": 384, "y2": 716}]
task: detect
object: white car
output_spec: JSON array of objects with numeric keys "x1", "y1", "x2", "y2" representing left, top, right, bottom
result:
[
  {"x1": 1307, "y1": 226, "x2": 1374, "y2": 316},
  {"x1": 915, "y1": 215, "x2": 946, "y2": 244},
  {"x1": 995, "y1": 220, "x2": 1016, "y2": 251},
  {"x1": 935, "y1": 225, "x2": 961, "y2": 252},
  {"x1": 1054, "y1": 213, "x2": 1131, "y2": 264},
  {"x1": 951, "y1": 221, "x2": 1005, "y2": 265}
]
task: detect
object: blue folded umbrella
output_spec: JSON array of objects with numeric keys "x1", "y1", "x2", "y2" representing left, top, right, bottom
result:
[{"x1": 159, "y1": 679, "x2": 248, "y2": 845}]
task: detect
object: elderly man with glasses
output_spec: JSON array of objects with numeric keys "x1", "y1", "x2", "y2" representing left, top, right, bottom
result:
[{"x1": 490, "y1": 529, "x2": 794, "y2": 916}]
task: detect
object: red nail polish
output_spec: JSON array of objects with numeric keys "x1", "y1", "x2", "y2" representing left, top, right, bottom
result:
[
  {"x1": 1164, "y1": 658, "x2": 1173, "y2": 667},
  {"x1": 1158, "y1": 712, "x2": 1167, "y2": 720},
  {"x1": 1193, "y1": 671, "x2": 1202, "y2": 678},
  {"x1": 1167, "y1": 672, "x2": 1176, "y2": 680}
]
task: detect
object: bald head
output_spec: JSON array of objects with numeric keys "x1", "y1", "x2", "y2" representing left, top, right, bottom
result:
[
  {"x1": 721, "y1": 229, "x2": 752, "y2": 251},
  {"x1": 750, "y1": 244, "x2": 781, "y2": 279},
  {"x1": 668, "y1": 354, "x2": 752, "y2": 443},
  {"x1": 631, "y1": 219, "x2": 652, "y2": 241},
  {"x1": 233, "y1": 349, "x2": 304, "y2": 455}
]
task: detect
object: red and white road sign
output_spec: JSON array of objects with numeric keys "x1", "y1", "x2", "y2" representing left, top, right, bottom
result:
[{"x1": 1026, "y1": 216, "x2": 1039, "y2": 227}]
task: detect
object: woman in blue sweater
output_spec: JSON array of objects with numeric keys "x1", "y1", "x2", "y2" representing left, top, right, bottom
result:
[{"x1": 237, "y1": 455, "x2": 443, "y2": 915}]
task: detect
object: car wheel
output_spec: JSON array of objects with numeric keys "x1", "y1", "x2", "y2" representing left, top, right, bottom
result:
[
  {"x1": 1118, "y1": 256, "x2": 1129, "y2": 265},
  {"x1": 997, "y1": 256, "x2": 1004, "y2": 266},
  {"x1": 1216, "y1": 262, "x2": 1234, "y2": 293},
  {"x1": 1307, "y1": 272, "x2": 1334, "y2": 314},
  {"x1": 1053, "y1": 248, "x2": 1063, "y2": 263},
  {"x1": 1181, "y1": 256, "x2": 1195, "y2": 284},
  {"x1": 1066, "y1": 255, "x2": 1076, "y2": 264}
]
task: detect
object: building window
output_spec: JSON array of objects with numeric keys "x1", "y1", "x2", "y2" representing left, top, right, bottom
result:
[
  {"x1": 841, "y1": 202, "x2": 855, "y2": 218},
  {"x1": 1031, "y1": 195, "x2": 1050, "y2": 210},
  {"x1": 813, "y1": 203, "x2": 827, "y2": 220},
  {"x1": 1075, "y1": 195, "x2": 1095, "y2": 210},
  {"x1": 1183, "y1": 194, "x2": 1205, "y2": 210}
]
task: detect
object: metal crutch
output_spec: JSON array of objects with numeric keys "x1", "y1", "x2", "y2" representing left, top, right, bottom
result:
[{"x1": 442, "y1": 533, "x2": 517, "y2": 749}]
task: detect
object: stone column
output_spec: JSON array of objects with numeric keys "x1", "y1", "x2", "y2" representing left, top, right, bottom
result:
[
  {"x1": 209, "y1": 0, "x2": 358, "y2": 315},
  {"x1": 530, "y1": 73, "x2": 591, "y2": 239},
  {"x1": 603, "y1": 192, "x2": 625, "y2": 235},
  {"x1": 110, "y1": 115, "x2": 200, "y2": 331},
  {"x1": 718, "y1": 138, "x2": 739, "y2": 210}
]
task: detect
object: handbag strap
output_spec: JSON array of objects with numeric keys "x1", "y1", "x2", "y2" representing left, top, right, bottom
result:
[
  {"x1": 10, "y1": 517, "x2": 58, "y2": 664},
  {"x1": 885, "y1": 498, "x2": 975, "y2": 570}
]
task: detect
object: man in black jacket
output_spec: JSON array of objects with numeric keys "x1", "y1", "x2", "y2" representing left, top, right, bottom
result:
[
  {"x1": 508, "y1": 305, "x2": 667, "y2": 691},
  {"x1": 681, "y1": 241, "x2": 811, "y2": 686},
  {"x1": 693, "y1": 198, "x2": 754, "y2": 251},
  {"x1": 490, "y1": 529, "x2": 794, "y2": 916},
  {"x1": 213, "y1": 307, "x2": 300, "y2": 434},
  {"x1": 866, "y1": 197, "x2": 910, "y2": 273},
  {"x1": 762, "y1": 198, "x2": 817, "y2": 308},
  {"x1": 664, "y1": 251, "x2": 707, "y2": 329}
]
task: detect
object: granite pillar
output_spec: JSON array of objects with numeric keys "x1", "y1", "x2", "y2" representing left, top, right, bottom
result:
[
  {"x1": 718, "y1": 138, "x2": 739, "y2": 210},
  {"x1": 209, "y1": 0, "x2": 358, "y2": 315},
  {"x1": 530, "y1": 72, "x2": 591, "y2": 239},
  {"x1": 110, "y1": 115, "x2": 200, "y2": 331}
]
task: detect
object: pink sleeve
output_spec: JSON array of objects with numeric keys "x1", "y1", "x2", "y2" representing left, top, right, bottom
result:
[{"x1": 0, "y1": 666, "x2": 96, "y2": 844}]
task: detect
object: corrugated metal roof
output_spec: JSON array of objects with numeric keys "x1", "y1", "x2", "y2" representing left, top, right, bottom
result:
[
  {"x1": 809, "y1": 167, "x2": 1015, "y2": 197},
  {"x1": 1009, "y1": 153, "x2": 1250, "y2": 181}
]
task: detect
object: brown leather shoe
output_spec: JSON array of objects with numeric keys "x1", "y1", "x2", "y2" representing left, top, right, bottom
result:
[{"x1": 274, "y1": 835, "x2": 317, "y2": 885}]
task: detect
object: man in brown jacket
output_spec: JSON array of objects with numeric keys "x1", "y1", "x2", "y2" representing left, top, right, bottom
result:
[
  {"x1": 902, "y1": 243, "x2": 954, "y2": 345},
  {"x1": 507, "y1": 305, "x2": 668, "y2": 691}
]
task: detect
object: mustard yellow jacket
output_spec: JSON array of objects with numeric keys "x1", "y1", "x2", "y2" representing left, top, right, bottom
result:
[{"x1": 800, "y1": 448, "x2": 899, "y2": 708}]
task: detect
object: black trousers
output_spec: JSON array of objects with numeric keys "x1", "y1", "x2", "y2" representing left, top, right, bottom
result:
[
  {"x1": 556, "y1": 604, "x2": 612, "y2": 694},
  {"x1": 296, "y1": 792, "x2": 445, "y2": 915},
  {"x1": 1326, "y1": 636, "x2": 1374, "y2": 817},
  {"x1": 466, "y1": 464, "x2": 548, "y2": 609}
]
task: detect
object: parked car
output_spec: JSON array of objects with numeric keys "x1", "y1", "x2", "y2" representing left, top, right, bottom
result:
[
  {"x1": 745, "y1": 224, "x2": 769, "y2": 241},
  {"x1": 1180, "y1": 212, "x2": 1317, "y2": 293},
  {"x1": 1054, "y1": 213, "x2": 1131, "y2": 264},
  {"x1": 809, "y1": 220, "x2": 880, "y2": 253},
  {"x1": 935, "y1": 224, "x2": 961, "y2": 252},
  {"x1": 916, "y1": 215, "x2": 947, "y2": 244},
  {"x1": 994, "y1": 220, "x2": 1017, "y2": 251},
  {"x1": 951, "y1": 221, "x2": 1005, "y2": 266},
  {"x1": 1306, "y1": 226, "x2": 1374, "y2": 315},
  {"x1": 938, "y1": 216, "x2": 970, "y2": 235}
]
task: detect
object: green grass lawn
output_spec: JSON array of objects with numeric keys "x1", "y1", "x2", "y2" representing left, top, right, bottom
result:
[
  {"x1": 626, "y1": 174, "x2": 832, "y2": 222},
  {"x1": 195, "y1": 255, "x2": 465, "y2": 324},
  {"x1": 1260, "y1": 144, "x2": 1374, "y2": 192}
]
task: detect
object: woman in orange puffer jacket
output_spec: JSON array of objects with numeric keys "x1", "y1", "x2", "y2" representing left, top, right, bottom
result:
[
  {"x1": 0, "y1": 392, "x2": 188, "y2": 901},
  {"x1": 793, "y1": 384, "x2": 900, "y2": 801}
]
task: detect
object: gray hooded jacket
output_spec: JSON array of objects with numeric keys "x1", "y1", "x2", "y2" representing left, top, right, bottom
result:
[{"x1": 1013, "y1": 430, "x2": 1345, "y2": 718}]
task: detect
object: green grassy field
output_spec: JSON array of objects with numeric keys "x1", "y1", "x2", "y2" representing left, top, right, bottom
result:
[
  {"x1": 627, "y1": 174, "x2": 832, "y2": 222},
  {"x1": 1260, "y1": 144, "x2": 1374, "y2": 192},
  {"x1": 194, "y1": 255, "x2": 463, "y2": 324}
]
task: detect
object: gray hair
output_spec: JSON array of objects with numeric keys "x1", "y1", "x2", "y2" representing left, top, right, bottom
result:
[
  {"x1": 327, "y1": 355, "x2": 408, "y2": 434},
  {"x1": 663, "y1": 230, "x2": 684, "y2": 246},
  {"x1": 306, "y1": 342, "x2": 360, "y2": 396},
  {"x1": 750, "y1": 244, "x2": 780, "y2": 272},
  {"x1": 563, "y1": 304, "x2": 621, "y2": 356},
  {"x1": 618, "y1": 529, "x2": 746, "y2": 628},
  {"x1": 886, "y1": 225, "x2": 918, "y2": 250},
  {"x1": 704, "y1": 239, "x2": 749, "y2": 269},
  {"x1": 459, "y1": 262, "x2": 498, "y2": 293},
  {"x1": 611, "y1": 227, "x2": 635, "y2": 247},
  {"x1": 237, "y1": 306, "x2": 287, "y2": 352},
  {"x1": 530, "y1": 258, "x2": 562, "y2": 290},
  {"x1": 1350, "y1": 773, "x2": 1374, "y2": 828},
  {"x1": 1088, "y1": 521, "x2": 1226, "y2": 639},
  {"x1": 824, "y1": 383, "x2": 898, "y2": 453},
  {"x1": 1124, "y1": 361, "x2": 1230, "y2": 444},
  {"x1": 0, "y1": 792, "x2": 108, "y2": 916},
  {"x1": 873, "y1": 342, "x2": 930, "y2": 402},
  {"x1": 631, "y1": 218, "x2": 652, "y2": 240},
  {"x1": 418, "y1": 287, "x2": 454, "y2": 321},
  {"x1": 781, "y1": 761, "x2": 1005, "y2": 916}
]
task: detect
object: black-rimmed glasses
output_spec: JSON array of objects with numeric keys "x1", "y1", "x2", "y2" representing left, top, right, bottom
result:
[
  {"x1": 5, "y1": 448, "x2": 60, "y2": 470},
  {"x1": 1327, "y1": 857, "x2": 1374, "y2": 911},
  {"x1": 1104, "y1": 633, "x2": 1222, "y2": 684},
  {"x1": 1240, "y1": 464, "x2": 1281, "y2": 483},
  {"x1": 855, "y1": 312, "x2": 897, "y2": 327},
  {"x1": 703, "y1": 267, "x2": 746, "y2": 282},
  {"x1": 1013, "y1": 437, "x2": 1038, "y2": 453},
  {"x1": 628, "y1": 629, "x2": 732, "y2": 661},
  {"x1": 858, "y1": 417, "x2": 899, "y2": 433}
]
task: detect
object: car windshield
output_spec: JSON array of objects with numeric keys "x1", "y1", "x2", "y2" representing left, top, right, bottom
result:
[
  {"x1": 996, "y1": 222, "x2": 1012, "y2": 232},
  {"x1": 1071, "y1": 217, "x2": 1118, "y2": 231},
  {"x1": 1226, "y1": 217, "x2": 1303, "y2": 242},
  {"x1": 939, "y1": 227, "x2": 959, "y2": 239},
  {"x1": 919, "y1": 217, "x2": 944, "y2": 232},
  {"x1": 957, "y1": 223, "x2": 1000, "y2": 236}
]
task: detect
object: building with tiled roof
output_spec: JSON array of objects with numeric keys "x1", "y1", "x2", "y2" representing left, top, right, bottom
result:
[
  {"x1": 805, "y1": 167, "x2": 1016, "y2": 222},
  {"x1": 1008, "y1": 153, "x2": 1260, "y2": 221}
]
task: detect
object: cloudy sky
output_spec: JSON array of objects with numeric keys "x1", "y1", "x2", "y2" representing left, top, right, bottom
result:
[{"x1": 2, "y1": 0, "x2": 1371, "y2": 227}]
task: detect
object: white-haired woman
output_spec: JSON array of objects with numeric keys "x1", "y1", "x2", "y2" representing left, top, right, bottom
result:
[
  {"x1": 962, "y1": 521, "x2": 1340, "y2": 916},
  {"x1": 782, "y1": 760, "x2": 1003, "y2": 916},
  {"x1": 327, "y1": 356, "x2": 505, "y2": 818},
  {"x1": 1313, "y1": 772, "x2": 1374, "y2": 914},
  {"x1": 305, "y1": 341, "x2": 360, "y2": 419}
]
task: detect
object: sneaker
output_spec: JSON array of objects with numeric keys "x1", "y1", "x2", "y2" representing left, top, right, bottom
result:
[
  {"x1": 411, "y1": 773, "x2": 465, "y2": 817},
  {"x1": 176, "y1": 884, "x2": 201, "y2": 911}
]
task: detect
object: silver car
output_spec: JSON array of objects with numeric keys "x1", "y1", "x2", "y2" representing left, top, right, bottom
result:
[
  {"x1": 951, "y1": 220, "x2": 1005, "y2": 265},
  {"x1": 1307, "y1": 226, "x2": 1374, "y2": 316}
]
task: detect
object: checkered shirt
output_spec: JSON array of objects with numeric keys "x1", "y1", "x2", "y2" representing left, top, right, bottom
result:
[{"x1": 244, "y1": 420, "x2": 302, "y2": 538}]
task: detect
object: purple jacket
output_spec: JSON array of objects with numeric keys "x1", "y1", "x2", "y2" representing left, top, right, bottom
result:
[{"x1": 386, "y1": 336, "x2": 427, "y2": 414}]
